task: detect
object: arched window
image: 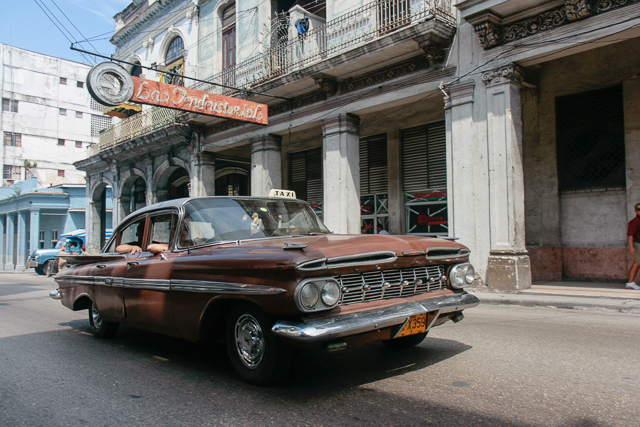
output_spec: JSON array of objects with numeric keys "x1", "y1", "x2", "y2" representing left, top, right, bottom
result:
[
  {"x1": 165, "y1": 37, "x2": 184, "y2": 65},
  {"x1": 162, "y1": 37, "x2": 185, "y2": 86}
]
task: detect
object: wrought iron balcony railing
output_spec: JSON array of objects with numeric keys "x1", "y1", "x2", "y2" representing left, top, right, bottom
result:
[
  {"x1": 98, "y1": 107, "x2": 178, "y2": 151},
  {"x1": 99, "y1": 0, "x2": 452, "y2": 151},
  {"x1": 193, "y1": 0, "x2": 454, "y2": 96}
]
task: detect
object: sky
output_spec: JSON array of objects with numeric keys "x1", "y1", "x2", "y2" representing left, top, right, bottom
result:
[{"x1": 0, "y1": 0, "x2": 131, "y2": 65}]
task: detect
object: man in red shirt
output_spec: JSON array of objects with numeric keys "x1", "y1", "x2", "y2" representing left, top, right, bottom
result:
[{"x1": 626, "y1": 203, "x2": 640, "y2": 290}]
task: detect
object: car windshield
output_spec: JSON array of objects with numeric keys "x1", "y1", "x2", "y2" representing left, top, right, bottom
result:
[
  {"x1": 178, "y1": 198, "x2": 331, "y2": 248},
  {"x1": 54, "y1": 239, "x2": 66, "y2": 249}
]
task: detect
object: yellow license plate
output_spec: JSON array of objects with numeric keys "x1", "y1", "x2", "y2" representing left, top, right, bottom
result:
[{"x1": 397, "y1": 313, "x2": 427, "y2": 337}]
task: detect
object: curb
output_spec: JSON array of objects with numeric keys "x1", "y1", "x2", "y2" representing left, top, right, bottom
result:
[{"x1": 471, "y1": 292, "x2": 640, "y2": 314}]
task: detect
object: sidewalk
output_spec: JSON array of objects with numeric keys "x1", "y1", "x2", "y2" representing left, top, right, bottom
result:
[{"x1": 471, "y1": 281, "x2": 640, "y2": 314}]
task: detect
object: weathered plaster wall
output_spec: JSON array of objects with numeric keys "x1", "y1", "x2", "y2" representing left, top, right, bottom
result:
[{"x1": 524, "y1": 38, "x2": 640, "y2": 281}]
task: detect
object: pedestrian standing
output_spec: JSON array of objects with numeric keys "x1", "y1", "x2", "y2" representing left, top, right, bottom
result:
[{"x1": 626, "y1": 203, "x2": 640, "y2": 290}]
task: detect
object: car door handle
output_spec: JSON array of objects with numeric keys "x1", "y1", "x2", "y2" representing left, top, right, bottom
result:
[
  {"x1": 126, "y1": 261, "x2": 139, "y2": 270},
  {"x1": 96, "y1": 264, "x2": 106, "y2": 269}
]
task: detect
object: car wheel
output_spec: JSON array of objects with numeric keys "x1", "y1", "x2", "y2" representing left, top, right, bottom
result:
[
  {"x1": 34, "y1": 267, "x2": 44, "y2": 275},
  {"x1": 226, "y1": 303, "x2": 291, "y2": 385},
  {"x1": 88, "y1": 301, "x2": 119, "y2": 338},
  {"x1": 382, "y1": 331, "x2": 428, "y2": 348}
]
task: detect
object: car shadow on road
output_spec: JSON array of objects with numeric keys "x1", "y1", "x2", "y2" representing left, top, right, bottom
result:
[{"x1": 60, "y1": 317, "x2": 470, "y2": 394}]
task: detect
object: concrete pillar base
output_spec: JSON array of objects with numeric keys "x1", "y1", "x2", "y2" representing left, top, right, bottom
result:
[
  {"x1": 4, "y1": 263, "x2": 15, "y2": 270},
  {"x1": 486, "y1": 254, "x2": 532, "y2": 292},
  {"x1": 15, "y1": 265, "x2": 25, "y2": 271}
]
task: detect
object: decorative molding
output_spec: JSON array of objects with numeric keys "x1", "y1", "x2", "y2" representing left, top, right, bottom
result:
[
  {"x1": 473, "y1": 21, "x2": 502, "y2": 49},
  {"x1": 443, "y1": 81, "x2": 475, "y2": 109},
  {"x1": 186, "y1": 3, "x2": 199, "y2": 20},
  {"x1": 565, "y1": 0, "x2": 592, "y2": 21},
  {"x1": 418, "y1": 39, "x2": 445, "y2": 61},
  {"x1": 340, "y1": 56, "x2": 429, "y2": 94},
  {"x1": 469, "y1": 0, "x2": 639, "y2": 49},
  {"x1": 268, "y1": 91, "x2": 327, "y2": 116},
  {"x1": 481, "y1": 64, "x2": 525, "y2": 86},
  {"x1": 143, "y1": 37, "x2": 154, "y2": 49},
  {"x1": 314, "y1": 76, "x2": 338, "y2": 95},
  {"x1": 250, "y1": 135, "x2": 282, "y2": 154}
]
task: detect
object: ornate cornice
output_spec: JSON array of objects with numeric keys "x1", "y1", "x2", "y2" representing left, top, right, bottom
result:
[
  {"x1": 481, "y1": 64, "x2": 525, "y2": 86},
  {"x1": 314, "y1": 76, "x2": 338, "y2": 95},
  {"x1": 469, "y1": 0, "x2": 640, "y2": 49},
  {"x1": 111, "y1": 0, "x2": 181, "y2": 47}
]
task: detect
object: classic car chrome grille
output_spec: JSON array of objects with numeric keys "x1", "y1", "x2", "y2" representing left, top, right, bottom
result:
[{"x1": 336, "y1": 265, "x2": 446, "y2": 306}]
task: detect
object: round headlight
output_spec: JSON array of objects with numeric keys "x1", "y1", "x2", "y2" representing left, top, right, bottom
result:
[
  {"x1": 300, "y1": 283, "x2": 320, "y2": 309},
  {"x1": 453, "y1": 268, "x2": 466, "y2": 287},
  {"x1": 464, "y1": 264, "x2": 475, "y2": 284},
  {"x1": 321, "y1": 281, "x2": 341, "y2": 307}
]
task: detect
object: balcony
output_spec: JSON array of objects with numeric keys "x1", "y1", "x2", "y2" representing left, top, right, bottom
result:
[
  {"x1": 193, "y1": 0, "x2": 455, "y2": 96},
  {"x1": 98, "y1": 107, "x2": 179, "y2": 151}
]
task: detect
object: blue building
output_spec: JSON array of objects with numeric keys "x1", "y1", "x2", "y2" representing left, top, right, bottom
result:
[{"x1": 0, "y1": 178, "x2": 112, "y2": 270}]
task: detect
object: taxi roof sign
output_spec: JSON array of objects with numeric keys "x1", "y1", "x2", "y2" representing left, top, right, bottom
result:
[{"x1": 268, "y1": 189, "x2": 297, "y2": 199}]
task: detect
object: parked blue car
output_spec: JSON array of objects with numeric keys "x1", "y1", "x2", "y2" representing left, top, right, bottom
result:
[{"x1": 28, "y1": 229, "x2": 111, "y2": 276}]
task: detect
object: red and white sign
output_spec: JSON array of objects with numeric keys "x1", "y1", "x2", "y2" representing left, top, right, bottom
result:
[{"x1": 131, "y1": 77, "x2": 268, "y2": 125}]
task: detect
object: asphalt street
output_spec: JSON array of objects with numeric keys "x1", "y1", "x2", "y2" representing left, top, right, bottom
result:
[{"x1": 1, "y1": 272, "x2": 639, "y2": 426}]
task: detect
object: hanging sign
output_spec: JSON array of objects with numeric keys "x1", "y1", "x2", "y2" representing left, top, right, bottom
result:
[{"x1": 86, "y1": 62, "x2": 268, "y2": 125}]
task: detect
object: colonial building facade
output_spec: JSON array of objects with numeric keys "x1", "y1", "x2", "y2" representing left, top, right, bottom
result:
[{"x1": 76, "y1": 0, "x2": 640, "y2": 290}]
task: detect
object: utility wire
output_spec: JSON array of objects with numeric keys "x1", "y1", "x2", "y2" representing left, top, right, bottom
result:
[{"x1": 49, "y1": 0, "x2": 100, "y2": 63}]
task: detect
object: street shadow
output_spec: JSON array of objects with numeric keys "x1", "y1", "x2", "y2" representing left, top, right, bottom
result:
[
  {"x1": 20, "y1": 322, "x2": 609, "y2": 427},
  {"x1": 0, "y1": 282, "x2": 46, "y2": 298},
  {"x1": 60, "y1": 317, "x2": 469, "y2": 395}
]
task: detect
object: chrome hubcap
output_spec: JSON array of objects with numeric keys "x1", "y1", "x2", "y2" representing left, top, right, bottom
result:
[
  {"x1": 234, "y1": 314, "x2": 265, "y2": 369},
  {"x1": 91, "y1": 304, "x2": 103, "y2": 329}
]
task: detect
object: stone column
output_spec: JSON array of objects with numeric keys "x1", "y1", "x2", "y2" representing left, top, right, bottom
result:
[
  {"x1": 445, "y1": 81, "x2": 491, "y2": 282},
  {"x1": 482, "y1": 64, "x2": 531, "y2": 291},
  {"x1": 5, "y1": 213, "x2": 15, "y2": 270},
  {"x1": 29, "y1": 209, "x2": 40, "y2": 261},
  {"x1": 190, "y1": 152, "x2": 216, "y2": 197},
  {"x1": 87, "y1": 200, "x2": 101, "y2": 254},
  {"x1": 321, "y1": 114, "x2": 361, "y2": 234},
  {"x1": 16, "y1": 211, "x2": 27, "y2": 271},
  {"x1": 387, "y1": 129, "x2": 403, "y2": 235},
  {"x1": 250, "y1": 135, "x2": 282, "y2": 197},
  {"x1": 0, "y1": 216, "x2": 5, "y2": 270}
]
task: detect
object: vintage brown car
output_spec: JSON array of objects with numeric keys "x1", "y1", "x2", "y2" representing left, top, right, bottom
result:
[{"x1": 51, "y1": 193, "x2": 479, "y2": 385}]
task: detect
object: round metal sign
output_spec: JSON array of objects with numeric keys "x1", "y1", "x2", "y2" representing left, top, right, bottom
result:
[{"x1": 86, "y1": 62, "x2": 134, "y2": 107}]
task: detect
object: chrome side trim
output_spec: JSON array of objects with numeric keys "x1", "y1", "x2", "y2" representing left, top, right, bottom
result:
[
  {"x1": 272, "y1": 292, "x2": 480, "y2": 342},
  {"x1": 297, "y1": 258, "x2": 328, "y2": 271},
  {"x1": 93, "y1": 277, "x2": 124, "y2": 288},
  {"x1": 53, "y1": 275, "x2": 94, "y2": 287},
  {"x1": 326, "y1": 251, "x2": 397, "y2": 268},
  {"x1": 171, "y1": 279, "x2": 286, "y2": 295},
  {"x1": 122, "y1": 278, "x2": 171, "y2": 291}
]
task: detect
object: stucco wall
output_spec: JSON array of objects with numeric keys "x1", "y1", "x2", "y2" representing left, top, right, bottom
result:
[{"x1": 524, "y1": 38, "x2": 640, "y2": 281}]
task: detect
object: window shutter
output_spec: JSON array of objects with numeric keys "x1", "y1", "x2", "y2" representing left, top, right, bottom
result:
[
  {"x1": 360, "y1": 133, "x2": 388, "y2": 195},
  {"x1": 402, "y1": 122, "x2": 446, "y2": 192},
  {"x1": 290, "y1": 148, "x2": 322, "y2": 204}
]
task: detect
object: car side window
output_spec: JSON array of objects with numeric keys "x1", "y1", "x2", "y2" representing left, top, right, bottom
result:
[
  {"x1": 149, "y1": 213, "x2": 176, "y2": 247},
  {"x1": 115, "y1": 219, "x2": 146, "y2": 254}
]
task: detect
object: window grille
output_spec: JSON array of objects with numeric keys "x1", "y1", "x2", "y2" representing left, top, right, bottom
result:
[
  {"x1": 90, "y1": 99, "x2": 103, "y2": 111},
  {"x1": 4, "y1": 132, "x2": 21, "y2": 147},
  {"x1": 91, "y1": 114, "x2": 112, "y2": 137},
  {"x1": 556, "y1": 85, "x2": 625, "y2": 192},
  {"x1": 2, "y1": 98, "x2": 18, "y2": 112}
]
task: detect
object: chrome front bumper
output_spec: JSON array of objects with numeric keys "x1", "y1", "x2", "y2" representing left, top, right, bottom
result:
[
  {"x1": 272, "y1": 292, "x2": 480, "y2": 343},
  {"x1": 49, "y1": 289, "x2": 61, "y2": 300}
]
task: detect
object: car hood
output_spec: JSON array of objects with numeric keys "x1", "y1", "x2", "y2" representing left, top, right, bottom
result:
[
  {"x1": 214, "y1": 234, "x2": 469, "y2": 268},
  {"x1": 32, "y1": 249, "x2": 59, "y2": 257}
]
